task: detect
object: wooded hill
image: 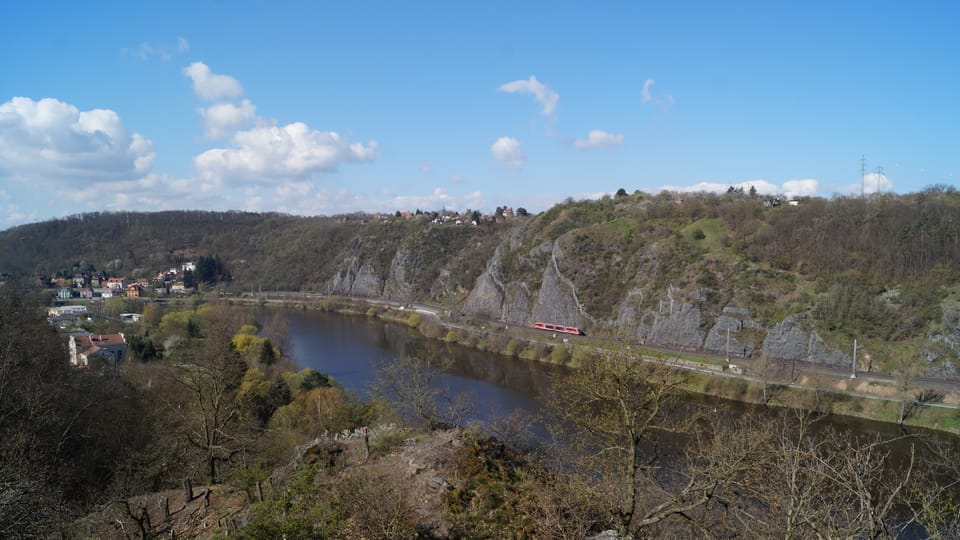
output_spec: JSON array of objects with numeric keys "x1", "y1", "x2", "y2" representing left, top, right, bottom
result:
[{"x1": 4, "y1": 187, "x2": 960, "y2": 376}]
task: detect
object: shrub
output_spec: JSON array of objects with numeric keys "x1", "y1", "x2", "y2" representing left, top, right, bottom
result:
[
  {"x1": 406, "y1": 313, "x2": 422, "y2": 328},
  {"x1": 549, "y1": 346, "x2": 571, "y2": 365}
]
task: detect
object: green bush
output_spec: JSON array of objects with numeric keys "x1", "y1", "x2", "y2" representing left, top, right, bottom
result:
[
  {"x1": 407, "y1": 313, "x2": 422, "y2": 328},
  {"x1": 549, "y1": 346, "x2": 571, "y2": 365}
]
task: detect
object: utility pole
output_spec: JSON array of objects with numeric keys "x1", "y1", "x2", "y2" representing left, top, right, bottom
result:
[
  {"x1": 875, "y1": 165, "x2": 884, "y2": 195},
  {"x1": 851, "y1": 339, "x2": 858, "y2": 379},
  {"x1": 725, "y1": 328, "x2": 730, "y2": 364}
]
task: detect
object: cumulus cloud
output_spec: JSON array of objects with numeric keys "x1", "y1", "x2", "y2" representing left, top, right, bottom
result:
[
  {"x1": 781, "y1": 178, "x2": 820, "y2": 198},
  {"x1": 865, "y1": 172, "x2": 893, "y2": 193},
  {"x1": 198, "y1": 99, "x2": 257, "y2": 139},
  {"x1": 0, "y1": 97, "x2": 155, "y2": 185},
  {"x1": 490, "y1": 137, "x2": 526, "y2": 169},
  {"x1": 195, "y1": 122, "x2": 378, "y2": 183},
  {"x1": 641, "y1": 79, "x2": 675, "y2": 111},
  {"x1": 123, "y1": 36, "x2": 189, "y2": 61},
  {"x1": 182, "y1": 62, "x2": 244, "y2": 101},
  {"x1": 573, "y1": 129, "x2": 624, "y2": 149},
  {"x1": 659, "y1": 178, "x2": 820, "y2": 199},
  {"x1": 498, "y1": 75, "x2": 559, "y2": 116}
]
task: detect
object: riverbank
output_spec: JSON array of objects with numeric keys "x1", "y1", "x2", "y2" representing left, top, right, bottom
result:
[{"x1": 224, "y1": 294, "x2": 960, "y2": 435}]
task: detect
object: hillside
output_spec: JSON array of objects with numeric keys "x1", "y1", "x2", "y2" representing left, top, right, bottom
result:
[{"x1": 4, "y1": 188, "x2": 960, "y2": 377}]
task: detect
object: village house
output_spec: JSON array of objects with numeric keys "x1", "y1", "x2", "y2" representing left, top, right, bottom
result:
[
  {"x1": 48, "y1": 305, "x2": 87, "y2": 318},
  {"x1": 106, "y1": 277, "x2": 127, "y2": 290},
  {"x1": 69, "y1": 333, "x2": 126, "y2": 368}
]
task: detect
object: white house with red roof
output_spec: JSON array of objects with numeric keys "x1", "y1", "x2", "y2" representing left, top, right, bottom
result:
[{"x1": 69, "y1": 333, "x2": 127, "y2": 368}]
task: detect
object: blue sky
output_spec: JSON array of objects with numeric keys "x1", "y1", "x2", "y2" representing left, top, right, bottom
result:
[{"x1": 1, "y1": 1, "x2": 957, "y2": 228}]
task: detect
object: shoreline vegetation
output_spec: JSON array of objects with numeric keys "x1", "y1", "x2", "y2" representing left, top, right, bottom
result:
[{"x1": 223, "y1": 293, "x2": 960, "y2": 436}]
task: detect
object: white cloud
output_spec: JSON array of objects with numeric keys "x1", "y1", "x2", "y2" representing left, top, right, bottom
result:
[
  {"x1": 490, "y1": 137, "x2": 526, "y2": 169},
  {"x1": 498, "y1": 75, "x2": 559, "y2": 116},
  {"x1": 782, "y1": 178, "x2": 820, "y2": 198},
  {"x1": 0, "y1": 97, "x2": 156, "y2": 185},
  {"x1": 573, "y1": 129, "x2": 624, "y2": 149},
  {"x1": 123, "y1": 36, "x2": 189, "y2": 62},
  {"x1": 276, "y1": 180, "x2": 314, "y2": 199},
  {"x1": 864, "y1": 173, "x2": 893, "y2": 194},
  {"x1": 182, "y1": 62, "x2": 244, "y2": 101},
  {"x1": 450, "y1": 174, "x2": 464, "y2": 184},
  {"x1": 420, "y1": 164, "x2": 433, "y2": 173},
  {"x1": 198, "y1": 99, "x2": 257, "y2": 139},
  {"x1": 658, "y1": 178, "x2": 819, "y2": 198},
  {"x1": 641, "y1": 79, "x2": 674, "y2": 111},
  {"x1": 834, "y1": 173, "x2": 894, "y2": 196},
  {"x1": 195, "y1": 122, "x2": 377, "y2": 183},
  {"x1": 641, "y1": 79, "x2": 655, "y2": 104}
]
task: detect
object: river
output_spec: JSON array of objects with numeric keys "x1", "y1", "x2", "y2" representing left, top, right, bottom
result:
[{"x1": 276, "y1": 308, "x2": 931, "y2": 442}]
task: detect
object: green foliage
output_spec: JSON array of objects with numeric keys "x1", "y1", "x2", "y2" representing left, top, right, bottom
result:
[
  {"x1": 238, "y1": 369, "x2": 292, "y2": 426},
  {"x1": 549, "y1": 345, "x2": 571, "y2": 365},
  {"x1": 237, "y1": 324, "x2": 258, "y2": 335},
  {"x1": 300, "y1": 368, "x2": 332, "y2": 391},
  {"x1": 238, "y1": 465, "x2": 346, "y2": 539},
  {"x1": 159, "y1": 309, "x2": 202, "y2": 339},
  {"x1": 407, "y1": 312, "x2": 422, "y2": 328},
  {"x1": 446, "y1": 433, "x2": 543, "y2": 537},
  {"x1": 368, "y1": 428, "x2": 410, "y2": 458}
]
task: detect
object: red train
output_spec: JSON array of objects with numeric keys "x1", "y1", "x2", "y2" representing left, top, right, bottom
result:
[{"x1": 533, "y1": 321, "x2": 584, "y2": 335}]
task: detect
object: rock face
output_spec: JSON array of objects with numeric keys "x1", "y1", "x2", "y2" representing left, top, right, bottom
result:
[
  {"x1": 704, "y1": 314, "x2": 754, "y2": 358},
  {"x1": 463, "y1": 249, "x2": 507, "y2": 320},
  {"x1": 638, "y1": 303, "x2": 705, "y2": 350},
  {"x1": 328, "y1": 256, "x2": 383, "y2": 297},
  {"x1": 762, "y1": 315, "x2": 809, "y2": 360},
  {"x1": 530, "y1": 245, "x2": 585, "y2": 328},
  {"x1": 762, "y1": 315, "x2": 849, "y2": 366},
  {"x1": 383, "y1": 247, "x2": 416, "y2": 300}
]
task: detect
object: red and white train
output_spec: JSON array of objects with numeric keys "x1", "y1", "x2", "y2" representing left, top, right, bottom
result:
[{"x1": 532, "y1": 321, "x2": 584, "y2": 335}]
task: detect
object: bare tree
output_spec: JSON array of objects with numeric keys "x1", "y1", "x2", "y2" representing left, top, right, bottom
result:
[
  {"x1": 544, "y1": 355, "x2": 742, "y2": 535},
  {"x1": 728, "y1": 407, "x2": 922, "y2": 539},
  {"x1": 169, "y1": 310, "x2": 248, "y2": 484},
  {"x1": 371, "y1": 354, "x2": 473, "y2": 429}
]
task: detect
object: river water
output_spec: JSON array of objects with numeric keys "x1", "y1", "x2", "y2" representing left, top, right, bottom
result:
[{"x1": 276, "y1": 308, "x2": 929, "y2": 443}]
